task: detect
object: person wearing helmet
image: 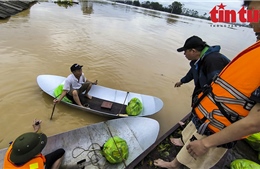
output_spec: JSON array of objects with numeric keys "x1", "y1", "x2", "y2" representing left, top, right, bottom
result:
[{"x1": 3, "y1": 119, "x2": 65, "y2": 169}]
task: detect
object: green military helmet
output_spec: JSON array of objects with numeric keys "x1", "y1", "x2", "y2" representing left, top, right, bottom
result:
[{"x1": 10, "y1": 132, "x2": 47, "y2": 164}]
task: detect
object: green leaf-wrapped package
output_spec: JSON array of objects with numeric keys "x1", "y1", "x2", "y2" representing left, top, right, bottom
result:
[
  {"x1": 126, "y1": 98, "x2": 143, "y2": 116},
  {"x1": 230, "y1": 159, "x2": 260, "y2": 169},
  {"x1": 53, "y1": 84, "x2": 72, "y2": 103},
  {"x1": 245, "y1": 132, "x2": 260, "y2": 151},
  {"x1": 102, "y1": 136, "x2": 129, "y2": 164}
]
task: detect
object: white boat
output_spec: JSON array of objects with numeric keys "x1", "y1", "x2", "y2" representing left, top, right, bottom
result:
[
  {"x1": 0, "y1": 117, "x2": 160, "y2": 168},
  {"x1": 37, "y1": 75, "x2": 164, "y2": 117}
]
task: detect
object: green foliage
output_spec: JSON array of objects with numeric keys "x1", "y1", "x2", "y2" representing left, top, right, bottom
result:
[
  {"x1": 149, "y1": 2, "x2": 163, "y2": 11},
  {"x1": 140, "y1": 1, "x2": 163, "y2": 11},
  {"x1": 115, "y1": 0, "x2": 210, "y2": 21},
  {"x1": 157, "y1": 143, "x2": 171, "y2": 152},
  {"x1": 54, "y1": 0, "x2": 78, "y2": 8},
  {"x1": 133, "y1": 0, "x2": 140, "y2": 6},
  {"x1": 170, "y1": 1, "x2": 182, "y2": 14},
  {"x1": 125, "y1": 1, "x2": 133, "y2": 5}
]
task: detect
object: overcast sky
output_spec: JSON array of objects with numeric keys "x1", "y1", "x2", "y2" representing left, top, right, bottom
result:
[{"x1": 141, "y1": 0, "x2": 244, "y2": 16}]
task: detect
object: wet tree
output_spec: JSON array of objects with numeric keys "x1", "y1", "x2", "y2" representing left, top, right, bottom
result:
[
  {"x1": 150, "y1": 2, "x2": 164, "y2": 11},
  {"x1": 141, "y1": 1, "x2": 151, "y2": 8},
  {"x1": 169, "y1": 1, "x2": 182, "y2": 14},
  {"x1": 133, "y1": 0, "x2": 140, "y2": 6},
  {"x1": 125, "y1": 0, "x2": 132, "y2": 5},
  {"x1": 141, "y1": 1, "x2": 163, "y2": 11},
  {"x1": 113, "y1": 0, "x2": 211, "y2": 21}
]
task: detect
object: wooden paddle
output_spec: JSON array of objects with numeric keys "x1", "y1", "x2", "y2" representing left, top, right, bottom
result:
[
  {"x1": 117, "y1": 114, "x2": 129, "y2": 117},
  {"x1": 49, "y1": 79, "x2": 98, "y2": 120},
  {"x1": 50, "y1": 103, "x2": 56, "y2": 120},
  {"x1": 50, "y1": 94, "x2": 61, "y2": 120},
  {"x1": 117, "y1": 92, "x2": 129, "y2": 117}
]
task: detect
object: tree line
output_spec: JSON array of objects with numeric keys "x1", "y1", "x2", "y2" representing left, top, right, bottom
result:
[{"x1": 114, "y1": 0, "x2": 210, "y2": 20}]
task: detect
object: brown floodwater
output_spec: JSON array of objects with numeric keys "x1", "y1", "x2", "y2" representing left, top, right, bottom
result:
[{"x1": 0, "y1": 1, "x2": 256, "y2": 149}]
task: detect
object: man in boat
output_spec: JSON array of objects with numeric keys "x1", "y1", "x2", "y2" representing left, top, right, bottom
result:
[
  {"x1": 54, "y1": 63, "x2": 97, "y2": 107},
  {"x1": 154, "y1": 1, "x2": 260, "y2": 168},
  {"x1": 3, "y1": 119, "x2": 65, "y2": 169},
  {"x1": 171, "y1": 35, "x2": 230, "y2": 146}
]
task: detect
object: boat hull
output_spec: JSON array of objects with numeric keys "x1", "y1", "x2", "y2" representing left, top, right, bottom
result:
[
  {"x1": 37, "y1": 75, "x2": 164, "y2": 117},
  {"x1": 0, "y1": 117, "x2": 160, "y2": 168}
]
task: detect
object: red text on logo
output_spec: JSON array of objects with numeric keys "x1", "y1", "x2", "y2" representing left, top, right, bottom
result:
[{"x1": 210, "y1": 3, "x2": 260, "y2": 23}]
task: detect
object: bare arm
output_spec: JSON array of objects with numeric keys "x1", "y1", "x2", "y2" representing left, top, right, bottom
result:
[
  {"x1": 54, "y1": 90, "x2": 68, "y2": 104},
  {"x1": 86, "y1": 79, "x2": 98, "y2": 85},
  {"x1": 83, "y1": 74, "x2": 97, "y2": 85},
  {"x1": 203, "y1": 103, "x2": 260, "y2": 147},
  {"x1": 187, "y1": 103, "x2": 260, "y2": 158},
  {"x1": 32, "y1": 119, "x2": 42, "y2": 133}
]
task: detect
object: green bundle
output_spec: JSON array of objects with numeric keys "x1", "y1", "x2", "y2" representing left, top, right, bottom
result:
[
  {"x1": 102, "y1": 136, "x2": 129, "y2": 164},
  {"x1": 126, "y1": 98, "x2": 143, "y2": 116}
]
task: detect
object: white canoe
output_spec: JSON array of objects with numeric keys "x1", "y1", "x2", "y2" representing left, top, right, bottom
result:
[
  {"x1": 37, "y1": 75, "x2": 164, "y2": 117},
  {"x1": 0, "y1": 117, "x2": 160, "y2": 168}
]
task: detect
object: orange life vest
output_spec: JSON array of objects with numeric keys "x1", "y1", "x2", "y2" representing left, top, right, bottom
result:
[
  {"x1": 3, "y1": 144, "x2": 46, "y2": 169},
  {"x1": 193, "y1": 41, "x2": 260, "y2": 134}
]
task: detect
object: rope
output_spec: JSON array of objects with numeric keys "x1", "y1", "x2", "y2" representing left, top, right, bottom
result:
[
  {"x1": 72, "y1": 143, "x2": 103, "y2": 167},
  {"x1": 104, "y1": 122, "x2": 127, "y2": 168},
  {"x1": 71, "y1": 123, "x2": 128, "y2": 168}
]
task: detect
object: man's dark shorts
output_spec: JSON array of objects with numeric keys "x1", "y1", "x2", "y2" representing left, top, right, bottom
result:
[
  {"x1": 45, "y1": 148, "x2": 65, "y2": 169},
  {"x1": 66, "y1": 82, "x2": 92, "y2": 104}
]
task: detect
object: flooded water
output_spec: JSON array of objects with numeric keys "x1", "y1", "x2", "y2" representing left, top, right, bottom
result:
[{"x1": 0, "y1": 1, "x2": 256, "y2": 149}]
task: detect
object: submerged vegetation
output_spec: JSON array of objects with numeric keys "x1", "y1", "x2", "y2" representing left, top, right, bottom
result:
[{"x1": 54, "y1": 0, "x2": 79, "y2": 8}]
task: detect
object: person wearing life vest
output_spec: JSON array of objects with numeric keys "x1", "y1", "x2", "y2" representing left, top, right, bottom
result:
[
  {"x1": 154, "y1": 1, "x2": 260, "y2": 169},
  {"x1": 3, "y1": 119, "x2": 65, "y2": 169},
  {"x1": 174, "y1": 36, "x2": 230, "y2": 104},
  {"x1": 170, "y1": 36, "x2": 230, "y2": 147}
]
